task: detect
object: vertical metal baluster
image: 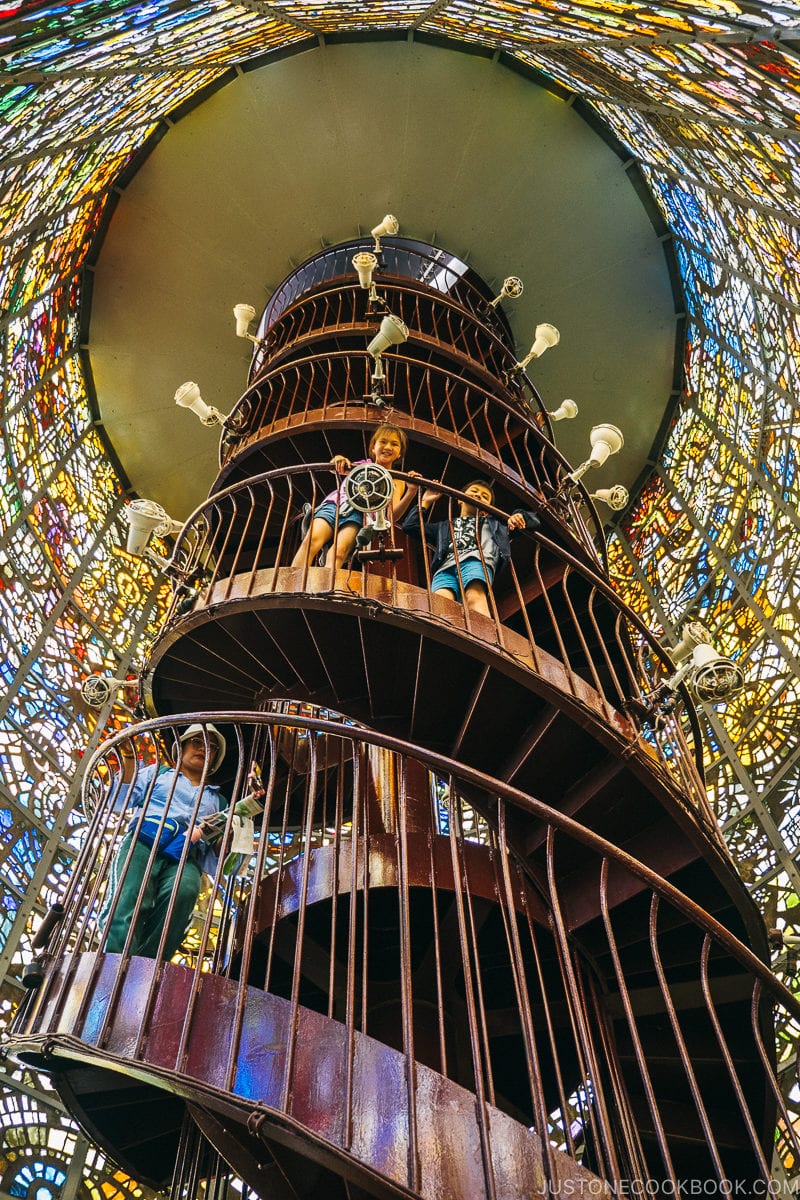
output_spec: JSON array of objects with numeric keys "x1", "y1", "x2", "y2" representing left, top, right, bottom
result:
[
  {"x1": 598, "y1": 857, "x2": 678, "y2": 1188},
  {"x1": 517, "y1": 870, "x2": 578, "y2": 1160},
  {"x1": 262, "y1": 741, "x2": 297, "y2": 994},
  {"x1": 546, "y1": 829, "x2": 622, "y2": 1183},
  {"x1": 247, "y1": 477, "x2": 276, "y2": 592},
  {"x1": 582, "y1": 967, "x2": 648, "y2": 1180},
  {"x1": 396, "y1": 751, "x2": 420, "y2": 1193},
  {"x1": 749, "y1": 983, "x2": 800, "y2": 1168},
  {"x1": 223, "y1": 485, "x2": 256, "y2": 598},
  {"x1": 224, "y1": 724, "x2": 279, "y2": 1092},
  {"x1": 648, "y1": 893, "x2": 726, "y2": 1183},
  {"x1": 699, "y1": 937, "x2": 771, "y2": 1177},
  {"x1": 560, "y1": 567, "x2": 604, "y2": 695},
  {"x1": 328, "y1": 737, "x2": 346, "y2": 1021},
  {"x1": 427, "y1": 777, "x2": 448, "y2": 1078},
  {"x1": 446, "y1": 780, "x2": 497, "y2": 1200},
  {"x1": 202, "y1": 497, "x2": 233, "y2": 603},
  {"x1": 343, "y1": 742, "x2": 363, "y2": 1151},
  {"x1": 494, "y1": 803, "x2": 557, "y2": 1185},
  {"x1": 281, "y1": 733, "x2": 319, "y2": 1114}
]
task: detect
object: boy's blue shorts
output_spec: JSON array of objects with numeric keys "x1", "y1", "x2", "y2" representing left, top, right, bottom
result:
[
  {"x1": 431, "y1": 559, "x2": 493, "y2": 593},
  {"x1": 313, "y1": 501, "x2": 363, "y2": 529}
]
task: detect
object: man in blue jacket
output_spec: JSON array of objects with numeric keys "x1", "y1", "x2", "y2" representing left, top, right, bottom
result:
[
  {"x1": 103, "y1": 723, "x2": 227, "y2": 960},
  {"x1": 402, "y1": 479, "x2": 540, "y2": 618}
]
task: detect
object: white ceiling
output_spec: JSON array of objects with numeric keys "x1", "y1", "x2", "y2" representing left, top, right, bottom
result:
[{"x1": 90, "y1": 39, "x2": 678, "y2": 521}]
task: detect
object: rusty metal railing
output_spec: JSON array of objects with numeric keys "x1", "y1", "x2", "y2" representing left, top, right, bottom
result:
[
  {"x1": 256, "y1": 239, "x2": 512, "y2": 349},
  {"x1": 158, "y1": 467, "x2": 709, "y2": 818},
  {"x1": 14, "y1": 712, "x2": 799, "y2": 1196},
  {"x1": 220, "y1": 350, "x2": 600, "y2": 547}
]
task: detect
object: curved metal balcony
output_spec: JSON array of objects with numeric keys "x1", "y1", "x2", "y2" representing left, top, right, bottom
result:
[
  {"x1": 217, "y1": 353, "x2": 602, "y2": 560},
  {"x1": 10, "y1": 713, "x2": 794, "y2": 1198},
  {"x1": 254, "y1": 238, "x2": 516, "y2": 367},
  {"x1": 144, "y1": 468, "x2": 711, "y2": 834},
  {"x1": 251, "y1": 278, "x2": 525, "y2": 397}
]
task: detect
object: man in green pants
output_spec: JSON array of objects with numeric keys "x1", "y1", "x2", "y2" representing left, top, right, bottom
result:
[{"x1": 102, "y1": 724, "x2": 227, "y2": 960}]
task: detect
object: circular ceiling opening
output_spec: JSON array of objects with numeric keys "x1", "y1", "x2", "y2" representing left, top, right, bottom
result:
[{"x1": 90, "y1": 39, "x2": 678, "y2": 519}]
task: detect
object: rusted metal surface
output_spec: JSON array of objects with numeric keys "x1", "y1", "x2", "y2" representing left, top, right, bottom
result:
[
  {"x1": 10, "y1": 713, "x2": 797, "y2": 1195},
  {"x1": 215, "y1": 238, "x2": 604, "y2": 561},
  {"x1": 12, "y1": 241, "x2": 785, "y2": 1198},
  {"x1": 145, "y1": 468, "x2": 709, "y2": 823}
]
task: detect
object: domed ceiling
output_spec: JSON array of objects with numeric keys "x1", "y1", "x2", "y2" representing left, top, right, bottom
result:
[{"x1": 89, "y1": 39, "x2": 677, "y2": 519}]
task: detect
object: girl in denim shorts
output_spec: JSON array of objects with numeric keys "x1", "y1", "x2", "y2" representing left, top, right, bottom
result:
[{"x1": 292, "y1": 424, "x2": 418, "y2": 569}]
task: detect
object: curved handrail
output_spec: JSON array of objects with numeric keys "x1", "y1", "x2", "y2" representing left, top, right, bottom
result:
[
  {"x1": 258, "y1": 238, "x2": 510, "y2": 342},
  {"x1": 156, "y1": 465, "x2": 704, "y2": 799},
  {"x1": 13, "y1": 710, "x2": 792, "y2": 1195},
  {"x1": 219, "y1": 376, "x2": 606, "y2": 561},
  {"x1": 82, "y1": 710, "x2": 782, "y2": 1009},
  {"x1": 252, "y1": 276, "x2": 529, "y2": 397}
]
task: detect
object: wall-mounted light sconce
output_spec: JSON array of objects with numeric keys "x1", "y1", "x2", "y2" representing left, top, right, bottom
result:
[
  {"x1": 637, "y1": 620, "x2": 746, "y2": 723},
  {"x1": 566, "y1": 423, "x2": 624, "y2": 484},
  {"x1": 122, "y1": 498, "x2": 182, "y2": 557},
  {"x1": 81, "y1": 674, "x2": 139, "y2": 709},
  {"x1": 174, "y1": 381, "x2": 230, "y2": 427},
  {"x1": 489, "y1": 276, "x2": 524, "y2": 308},
  {"x1": 371, "y1": 213, "x2": 399, "y2": 253},
  {"x1": 548, "y1": 399, "x2": 579, "y2": 422},
  {"x1": 590, "y1": 485, "x2": 629, "y2": 511},
  {"x1": 513, "y1": 323, "x2": 560, "y2": 372},
  {"x1": 352, "y1": 250, "x2": 386, "y2": 311},
  {"x1": 366, "y1": 313, "x2": 408, "y2": 404},
  {"x1": 233, "y1": 303, "x2": 260, "y2": 346}
]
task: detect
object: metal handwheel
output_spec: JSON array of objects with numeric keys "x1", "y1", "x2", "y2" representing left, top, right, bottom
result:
[
  {"x1": 343, "y1": 462, "x2": 394, "y2": 514},
  {"x1": 343, "y1": 462, "x2": 404, "y2": 564}
]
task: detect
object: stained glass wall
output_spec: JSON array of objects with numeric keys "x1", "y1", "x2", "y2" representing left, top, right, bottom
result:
[{"x1": 2, "y1": 1, "x2": 799, "y2": 1192}]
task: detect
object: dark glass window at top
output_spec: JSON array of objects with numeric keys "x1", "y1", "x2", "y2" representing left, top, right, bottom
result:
[{"x1": 258, "y1": 238, "x2": 515, "y2": 348}]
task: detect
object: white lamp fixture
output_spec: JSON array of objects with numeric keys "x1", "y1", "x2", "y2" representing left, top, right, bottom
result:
[
  {"x1": 670, "y1": 620, "x2": 712, "y2": 663},
  {"x1": 365, "y1": 313, "x2": 408, "y2": 406},
  {"x1": 371, "y1": 213, "x2": 399, "y2": 253},
  {"x1": 233, "y1": 303, "x2": 259, "y2": 345},
  {"x1": 353, "y1": 250, "x2": 384, "y2": 308},
  {"x1": 353, "y1": 251, "x2": 378, "y2": 290},
  {"x1": 590, "y1": 485, "x2": 629, "y2": 511},
  {"x1": 567, "y1": 423, "x2": 624, "y2": 483},
  {"x1": 639, "y1": 620, "x2": 744, "y2": 714},
  {"x1": 689, "y1": 643, "x2": 746, "y2": 703},
  {"x1": 367, "y1": 313, "x2": 409, "y2": 359},
  {"x1": 81, "y1": 675, "x2": 137, "y2": 709},
  {"x1": 548, "y1": 398, "x2": 579, "y2": 422},
  {"x1": 122, "y1": 498, "x2": 182, "y2": 556},
  {"x1": 174, "y1": 381, "x2": 229, "y2": 427},
  {"x1": 514, "y1": 323, "x2": 560, "y2": 371},
  {"x1": 489, "y1": 276, "x2": 524, "y2": 308},
  {"x1": 660, "y1": 621, "x2": 745, "y2": 705}
]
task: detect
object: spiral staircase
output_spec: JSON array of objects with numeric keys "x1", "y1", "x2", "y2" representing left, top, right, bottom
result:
[{"x1": 9, "y1": 236, "x2": 799, "y2": 1198}]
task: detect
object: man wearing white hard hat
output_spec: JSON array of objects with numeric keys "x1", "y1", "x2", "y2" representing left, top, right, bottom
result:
[{"x1": 102, "y1": 723, "x2": 228, "y2": 960}]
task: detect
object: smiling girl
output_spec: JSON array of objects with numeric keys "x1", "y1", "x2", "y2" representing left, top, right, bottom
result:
[{"x1": 292, "y1": 424, "x2": 418, "y2": 569}]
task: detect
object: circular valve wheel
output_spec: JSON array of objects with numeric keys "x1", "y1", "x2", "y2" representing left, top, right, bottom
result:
[
  {"x1": 344, "y1": 463, "x2": 394, "y2": 513},
  {"x1": 81, "y1": 676, "x2": 116, "y2": 707}
]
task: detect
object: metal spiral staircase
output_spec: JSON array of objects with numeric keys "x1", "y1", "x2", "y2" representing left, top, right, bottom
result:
[{"x1": 9, "y1": 237, "x2": 800, "y2": 1198}]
